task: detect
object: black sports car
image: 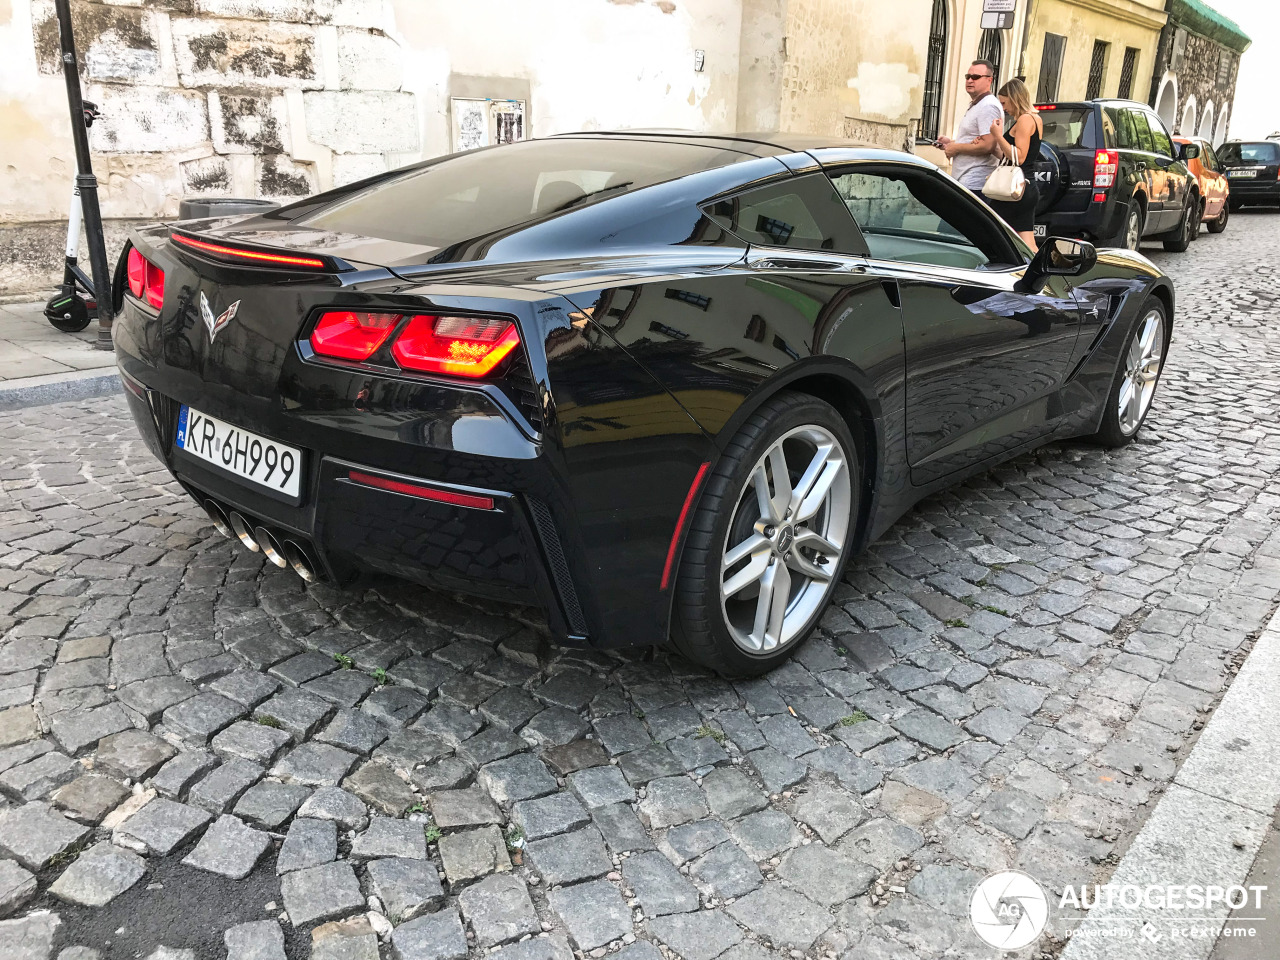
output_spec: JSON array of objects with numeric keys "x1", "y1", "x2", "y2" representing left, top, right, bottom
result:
[{"x1": 115, "y1": 132, "x2": 1174, "y2": 676}]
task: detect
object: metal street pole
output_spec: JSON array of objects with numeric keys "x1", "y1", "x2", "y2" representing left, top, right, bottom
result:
[{"x1": 55, "y1": 0, "x2": 114, "y2": 351}]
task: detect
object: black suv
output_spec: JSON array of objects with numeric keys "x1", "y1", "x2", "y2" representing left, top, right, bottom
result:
[
  {"x1": 1218, "y1": 141, "x2": 1280, "y2": 209},
  {"x1": 1032, "y1": 99, "x2": 1200, "y2": 252}
]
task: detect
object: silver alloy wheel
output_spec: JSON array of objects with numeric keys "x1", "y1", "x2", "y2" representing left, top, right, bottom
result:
[
  {"x1": 719, "y1": 424, "x2": 852, "y2": 654},
  {"x1": 1125, "y1": 208, "x2": 1142, "y2": 249},
  {"x1": 1118, "y1": 310, "x2": 1164, "y2": 436}
]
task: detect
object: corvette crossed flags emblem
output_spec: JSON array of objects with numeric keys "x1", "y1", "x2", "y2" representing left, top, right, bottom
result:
[{"x1": 200, "y1": 292, "x2": 240, "y2": 343}]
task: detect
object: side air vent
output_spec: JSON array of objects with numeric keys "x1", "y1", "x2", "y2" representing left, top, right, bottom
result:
[
  {"x1": 526, "y1": 497, "x2": 588, "y2": 637},
  {"x1": 506, "y1": 356, "x2": 545, "y2": 433}
]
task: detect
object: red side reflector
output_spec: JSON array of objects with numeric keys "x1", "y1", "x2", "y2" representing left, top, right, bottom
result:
[
  {"x1": 660, "y1": 461, "x2": 711, "y2": 590},
  {"x1": 1093, "y1": 192, "x2": 1108, "y2": 203},
  {"x1": 127, "y1": 247, "x2": 146, "y2": 299},
  {"x1": 391, "y1": 314, "x2": 521, "y2": 378},
  {"x1": 171, "y1": 232, "x2": 327, "y2": 269},
  {"x1": 347, "y1": 470, "x2": 495, "y2": 510},
  {"x1": 310, "y1": 311, "x2": 401, "y2": 361},
  {"x1": 144, "y1": 260, "x2": 165, "y2": 310}
]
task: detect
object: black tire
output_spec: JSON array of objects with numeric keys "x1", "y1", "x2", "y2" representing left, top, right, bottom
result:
[
  {"x1": 1188, "y1": 198, "x2": 1202, "y2": 242},
  {"x1": 1206, "y1": 201, "x2": 1229, "y2": 234},
  {"x1": 1089, "y1": 297, "x2": 1169, "y2": 448},
  {"x1": 1116, "y1": 201, "x2": 1144, "y2": 250},
  {"x1": 672, "y1": 391, "x2": 860, "y2": 677},
  {"x1": 1162, "y1": 197, "x2": 1197, "y2": 252}
]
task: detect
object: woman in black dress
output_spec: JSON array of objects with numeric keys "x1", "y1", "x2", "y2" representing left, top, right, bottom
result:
[{"x1": 984, "y1": 78, "x2": 1043, "y2": 251}]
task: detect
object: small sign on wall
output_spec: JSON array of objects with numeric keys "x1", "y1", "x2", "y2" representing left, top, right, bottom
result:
[{"x1": 451, "y1": 98, "x2": 526, "y2": 153}]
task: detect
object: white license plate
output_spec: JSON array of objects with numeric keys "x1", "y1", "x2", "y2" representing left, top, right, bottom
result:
[
  {"x1": 176, "y1": 405, "x2": 302, "y2": 498},
  {"x1": 1228, "y1": 168, "x2": 1260, "y2": 178},
  {"x1": 1033, "y1": 224, "x2": 1047, "y2": 238}
]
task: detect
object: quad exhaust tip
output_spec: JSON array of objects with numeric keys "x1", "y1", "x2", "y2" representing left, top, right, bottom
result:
[
  {"x1": 227, "y1": 512, "x2": 260, "y2": 552},
  {"x1": 283, "y1": 540, "x2": 317, "y2": 582},
  {"x1": 255, "y1": 526, "x2": 288, "y2": 569},
  {"x1": 203, "y1": 500, "x2": 233, "y2": 539}
]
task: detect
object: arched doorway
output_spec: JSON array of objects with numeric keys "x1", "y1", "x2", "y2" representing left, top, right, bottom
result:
[
  {"x1": 1214, "y1": 108, "x2": 1230, "y2": 146},
  {"x1": 921, "y1": 0, "x2": 948, "y2": 140},
  {"x1": 1155, "y1": 74, "x2": 1178, "y2": 128},
  {"x1": 1180, "y1": 94, "x2": 1197, "y2": 135},
  {"x1": 1198, "y1": 102, "x2": 1215, "y2": 140}
]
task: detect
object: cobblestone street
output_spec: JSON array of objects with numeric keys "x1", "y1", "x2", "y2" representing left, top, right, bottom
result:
[{"x1": 1, "y1": 213, "x2": 1279, "y2": 960}]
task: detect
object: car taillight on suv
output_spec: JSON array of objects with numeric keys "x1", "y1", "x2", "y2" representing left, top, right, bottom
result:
[{"x1": 1094, "y1": 150, "x2": 1117, "y2": 188}]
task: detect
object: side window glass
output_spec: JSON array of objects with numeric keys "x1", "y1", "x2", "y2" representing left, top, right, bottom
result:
[
  {"x1": 1108, "y1": 108, "x2": 1136, "y2": 150},
  {"x1": 1130, "y1": 111, "x2": 1156, "y2": 153},
  {"x1": 1203, "y1": 144, "x2": 1219, "y2": 171},
  {"x1": 830, "y1": 167, "x2": 1017, "y2": 270},
  {"x1": 701, "y1": 173, "x2": 867, "y2": 255},
  {"x1": 1145, "y1": 114, "x2": 1174, "y2": 157}
]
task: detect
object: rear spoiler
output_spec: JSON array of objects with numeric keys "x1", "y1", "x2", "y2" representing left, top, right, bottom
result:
[{"x1": 168, "y1": 228, "x2": 356, "y2": 273}]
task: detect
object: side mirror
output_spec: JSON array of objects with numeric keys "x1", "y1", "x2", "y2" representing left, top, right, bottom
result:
[
  {"x1": 1016, "y1": 237, "x2": 1097, "y2": 293},
  {"x1": 1178, "y1": 142, "x2": 1201, "y2": 162}
]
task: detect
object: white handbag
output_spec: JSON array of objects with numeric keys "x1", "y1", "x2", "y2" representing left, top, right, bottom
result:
[{"x1": 983, "y1": 145, "x2": 1027, "y2": 202}]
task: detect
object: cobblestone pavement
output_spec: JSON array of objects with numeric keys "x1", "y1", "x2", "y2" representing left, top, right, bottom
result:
[{"x1": 1, "y1": 213, "x2": 1279, "y2": 960}]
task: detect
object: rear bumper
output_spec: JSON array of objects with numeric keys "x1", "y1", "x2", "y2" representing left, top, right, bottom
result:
[
  {"x1": 118, "y1": 347, "x2": 590, "y2": 644},
  {"x1": 1228, "y1": 181, "x2": 1280, "y2": 203},
  {"x1": 1037, "y1": 196, "x2": 1125, "y2": 244}
]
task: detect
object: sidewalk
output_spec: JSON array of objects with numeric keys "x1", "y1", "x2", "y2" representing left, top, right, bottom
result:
[{"x1": 0, "y1": 298, "x2": 120, "y2": 407}]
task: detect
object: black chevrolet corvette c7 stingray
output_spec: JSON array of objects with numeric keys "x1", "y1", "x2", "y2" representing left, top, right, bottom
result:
[{"x1": 114, "y1": 132, "x2": 1174, "y2": 676}]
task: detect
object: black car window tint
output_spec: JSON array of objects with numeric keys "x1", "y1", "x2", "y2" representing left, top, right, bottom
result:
[
  {"x1": 828, "y1": 166, "x2": 1018, "y2": 269},
  {"x1": 1144, "y1": 113, "x2": 1174, "y2": 158},
  {"x1": 291, "y1": 138, "x2": 754, "y2": 249},
  {"x1": 1107, "y1": 108, "x2": 1136, "y2": 150},
  {"x1": 1220, "y1": 142, "x2": 1280, "y2": 164},
  {"x1": 1130, "y1": 112, "x2": 1156, "y2": 153},
  {"x1": 1039, "y1": 107, "x2": 1096, "y2": 149},
  {"x1": 701, "y1": 173, "x2": 869, "y2": 256}
]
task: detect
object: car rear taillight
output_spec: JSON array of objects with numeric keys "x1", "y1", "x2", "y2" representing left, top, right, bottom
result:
[
  {"x1": 1094, "y1": 150, "x2": 1117, "y2": 189},
  {"x1": 310, "y1": 311, "x2": 401, "y2": 361},
  {"x1": 1036, "y1": 104, "x2": 1056, "y2": 110},
  {"x1": 127, "y1": 248, "x2": 165, "y2": 309},
  {"x1": 391, "y1": 315, "x2": 521, "y2": 378}
]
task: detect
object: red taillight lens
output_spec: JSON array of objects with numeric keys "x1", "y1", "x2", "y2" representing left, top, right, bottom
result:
[
  {"x1": 1037, "y1": 104, "x2": 1056, "y2": 110},
  {"x1": 127, "y1": 247, "x2": 146, "y2": 299},
  {"x1": 310, "y1": 311, "x2": 401, "y2": 361},
  {"x1": 1093, "y1": 149, "x2": 1117, "y2": 188},
  {"x1": 143, "y1": 261, "x2": 165, "y2": 309},
  {"x1": 391, "y1": 315, "x2": 520, "y2": 378}
]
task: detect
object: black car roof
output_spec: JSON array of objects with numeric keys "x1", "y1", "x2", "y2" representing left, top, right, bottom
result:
[{"x1": 552, "y1": 129, "x2": 907, "y2": 162}]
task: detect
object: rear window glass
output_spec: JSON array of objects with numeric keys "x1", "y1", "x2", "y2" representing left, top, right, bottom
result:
[
  {"x1": 1038, "y1": 107, "x2": 1098, "y2": 149},
  {"x1": 290, "y1": 138, "x2": 752, "y2": 248},
  {"x1": 1219, "y1": 142, "x2": 1280, "y2": 165}
]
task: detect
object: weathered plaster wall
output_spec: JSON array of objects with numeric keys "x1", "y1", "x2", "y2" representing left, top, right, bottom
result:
[
  {"x1": 1023, "y1": 0, "x2": 1166, "y2": 103},
  {"x1": 1149, "y1": 24, "x2": 1240, "y2": 144},
  {"x1": 779, "y1": 0, "x2": 930, "y2": 147},
  {"x1": 0, "y1": 0, "x2": 742, "y2": 295}
]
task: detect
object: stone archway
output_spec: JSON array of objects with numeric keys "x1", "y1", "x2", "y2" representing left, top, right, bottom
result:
[
  {"x1": 1155, "y1": 73, "x2": 1178, "y2": 128},
  {"x1": 1180, "y1": 94, "x2": 1197, "y2": 135},
  {"x1": 1199, "y1": 102, "x2": 1215, "y2": 141},
  {"x1": 1215, "y1": 108, "x2": 1230, "y2": 146}
]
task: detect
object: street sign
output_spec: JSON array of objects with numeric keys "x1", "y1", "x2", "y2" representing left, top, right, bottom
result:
[
  {"x1": 981, "y1": 11, "x2": 1014, "y2": 29},
  {"x1": 983, "y1": 0, "x2": 1016, "y2": 10}
]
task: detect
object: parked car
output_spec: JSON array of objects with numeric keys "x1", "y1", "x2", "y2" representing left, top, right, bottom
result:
[
  {"x1": 114, "y1": 132, "x2": 1175, "y2": 676},
  {"x1": 1032, "y1": 98, "x2": 1201, "y2": 252},
  {"x1": 1174, "y1": 135, "x2": 1230, "y2": 235},
  {"x1": 1218, "y1": 140, "x2": 1280, "y2": 210}
]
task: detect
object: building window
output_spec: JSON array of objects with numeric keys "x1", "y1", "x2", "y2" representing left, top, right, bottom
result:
[
  {"x1": 921, "y1": 0, "x2": 948, "y2": 141},
  {"x1": 978, "y1": 29, "x2": 1002, "y2": 84},
  {"x1": 1037, "y1": 33, "x2": 1067, "y2": 102},
  {"x1": 1086, "y1": 40, "x2": 1110, "y2": 100},
  {"x1": 1117, "y1": 47, "x2": 1140, "y2": 99}
]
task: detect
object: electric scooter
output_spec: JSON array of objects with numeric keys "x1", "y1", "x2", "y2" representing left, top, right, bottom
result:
[{"x1": 44, "y1": 99, "x2": 102, "y2": 333}]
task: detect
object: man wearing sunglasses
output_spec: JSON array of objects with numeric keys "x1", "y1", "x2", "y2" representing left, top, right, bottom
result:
[{"x1": 935, "y1": 60, "x2": 1003, "y2": 193}]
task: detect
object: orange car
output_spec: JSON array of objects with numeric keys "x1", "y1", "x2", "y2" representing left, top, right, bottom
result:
[{"x1": 1174, "y1": 135, "x2": 1230, "y2": 235}]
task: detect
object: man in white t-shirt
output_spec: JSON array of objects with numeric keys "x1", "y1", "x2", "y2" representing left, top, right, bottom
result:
[{"x1": 935, "y1": 59, "x2": 1003, "y2": 193}]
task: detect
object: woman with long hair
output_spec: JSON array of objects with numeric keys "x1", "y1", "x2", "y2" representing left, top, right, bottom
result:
[{"x1": 984, "y1": 78, "x2": 1043, "y2": 251}]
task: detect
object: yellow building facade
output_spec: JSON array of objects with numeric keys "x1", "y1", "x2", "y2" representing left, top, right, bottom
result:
[{"x1": 1021, "y1": 0, "x2": 1168, "y2": 103}]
